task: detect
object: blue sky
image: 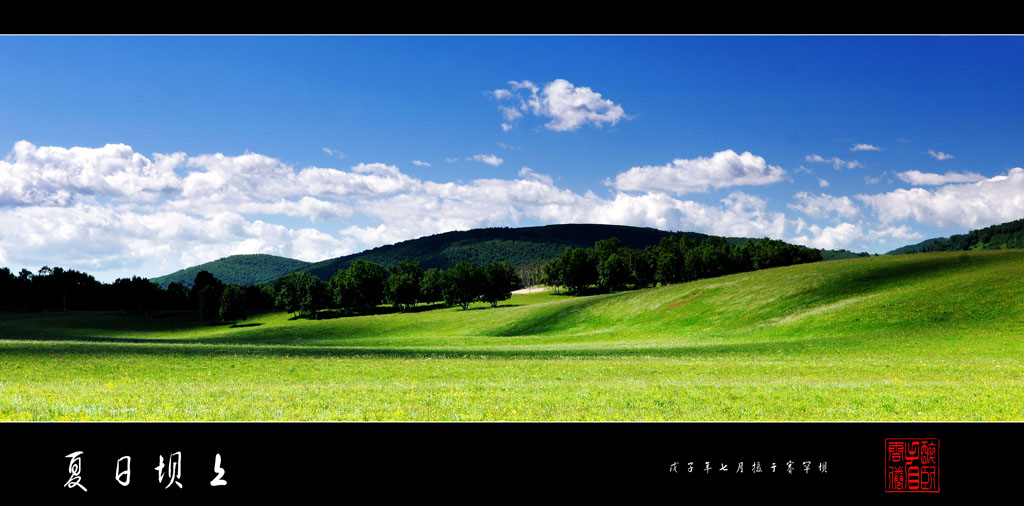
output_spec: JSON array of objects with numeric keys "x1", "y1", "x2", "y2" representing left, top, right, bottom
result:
[{"x1": 2, "y1": 35, "x2": 1024, "y2": 282}]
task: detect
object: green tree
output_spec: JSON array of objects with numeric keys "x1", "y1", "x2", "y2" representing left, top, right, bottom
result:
[
  {"x1": 219, "y1": 284, "x2": 248, "y2": 323},
  {"x1": 190, "y1": 270, "x2": 224, "y2": 308},
  {"x1": 481, "y1": 261, "x2": 521, "y2": 307},
  {"x1": 597, "y1": 252, "x2": 631, "y2": 292},
  {"x1": 346, "y1": 260, "x2": 388, "y2": 313},
  {"x1": 197, "y1": 285, "x2": 222, "y2": 323},
  {"x1": 559, "y1": 247, "x2": 598, "y2": 295},
  {"x1": 388, "y1": 259, "x2": 424, "y2": 312},
  {"x1": 442, "y1": 261, "x2": 482, "y2": 310},
  {"x1": 540, "y1": 256, "x2": 564, "y2": 292},
  {"x1": 275, "y1": 273, "x2": 303, "y2": 315},
  {"x1": 629, "y1": 247, "x2": 657, "y2": 289},
  {"x1": 419, "y1": 268, "x2": 444, "y2": 305},
  {"x1": 298, "y1": 274, "x2": 328, "y2": 319}
]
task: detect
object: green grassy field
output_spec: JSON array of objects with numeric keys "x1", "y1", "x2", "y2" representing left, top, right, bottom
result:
[{"x1": 2, "y1": 250, "x2": 1023, "y2": 420}]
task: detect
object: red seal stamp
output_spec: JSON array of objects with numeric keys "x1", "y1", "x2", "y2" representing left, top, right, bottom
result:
[{"x1": 885, "y1": 438, "x2": 939, "y2": 493}]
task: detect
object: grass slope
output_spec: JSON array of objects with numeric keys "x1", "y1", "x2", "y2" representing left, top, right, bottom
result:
[{"x1": 2, "y1": 250, "x2": 1023, "y2": 420}]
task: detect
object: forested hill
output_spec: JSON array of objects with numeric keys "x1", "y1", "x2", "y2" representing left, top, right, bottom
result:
[
  {"x1": 886, "y1": 218, "x2": 1024, "y2": 255},
  {"x1": 298, "y1": 224, "x2": 695, "y2": 281},
  {"x1": 152, "y1": 254, "x2": 311, "y2": 288}
]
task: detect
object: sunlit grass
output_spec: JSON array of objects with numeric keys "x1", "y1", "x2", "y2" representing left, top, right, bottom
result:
[{"x1": 2, "y1": 250, "x2": 1023, "y2": 420}]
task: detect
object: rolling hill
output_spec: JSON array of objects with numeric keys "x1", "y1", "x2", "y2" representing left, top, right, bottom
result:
[
  {"x1": 150, "y1": 223, "x2": 873, "y2": 286},
  {"x1": 151, "y1": 254, "x2": 311, "y2": 288},
  {"x1": 886, "y1": 217, "x2": 1024, "y2": 254},
  {"x1": 5, "y1": 249, "x2": 1023, "y2": 421},
  {"x1": 296, "y1": 224, "x2": 693, "y2": 280}
]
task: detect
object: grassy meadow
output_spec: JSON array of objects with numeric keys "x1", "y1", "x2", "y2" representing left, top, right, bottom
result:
[{"x1": 2, "y1": 250, "x2": 1023, "y2": 421}]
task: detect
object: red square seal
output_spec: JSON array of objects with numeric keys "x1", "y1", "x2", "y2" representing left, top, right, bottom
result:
[{"x1": 885, "y1": 438, "x2": 939, "y2": 493}]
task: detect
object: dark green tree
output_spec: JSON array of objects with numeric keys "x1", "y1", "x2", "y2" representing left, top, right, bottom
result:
[
  {"x1": 219, "y1": 284, "x2": 248, "y2": 323},
  {"x1": 345, "y1": 260, "x2": 388, "y2": 313},
  {"x1": 388, "y1": 259, "x2": 424, "y2": 312},
  {"x1": 419, "y1": 268, "x2": 444, "y2": 305},
  {"x1": 298, "y1": 274, "x2": 329, "y2": 319},
  {"x1": 559, "y1": 247, "x2": 598, "y2": 295},
  {"x1": 191, "y1": 270, "x2": 224, "y2": 306},
  {"x1": 197, "y1": 285, "x2": 222, "y2": 322},
  {"x1": 275, "y1": 273, "x2": 303, "y2": 315},
  {"x1": 481, "y1": 261, "x2": 521, "y2": 307},
  {"x1": 442, "y1": 261, "x2": 482, "y2": 310},
  {"x1": 597, "y1": 252, "x2": 631, "y2": 292},
  {"x1": 629, "y1": 246, "x2": 657, "y2": 289}
]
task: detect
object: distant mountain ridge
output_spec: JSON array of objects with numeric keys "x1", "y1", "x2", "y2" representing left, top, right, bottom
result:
[
  {"x1": 886, "y1": 217, "x2": 1024, "y2": 255},
  {"x1": 152, "y1": 223, "x2": 874, "y2": 286},
  {"x1": 151, "y1": 254, "x2": 311, "y2": 288},
  {"x1": 297, "y1": 224, "x2": 697, "y2": 281}
]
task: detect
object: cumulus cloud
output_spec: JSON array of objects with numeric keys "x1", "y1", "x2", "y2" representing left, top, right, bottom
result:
[
  {"x1": 895, "y1": 170, "x2": 984, "y2": 186},
  {"x1": 927, "y1": 149, "x2": 954, "y2": 161},
  {"x1": 0, "y1": 203, "x2": 355, "y2": 278},
  {"x1": 866, "y1": 225, "x2": 923, "y2": 243},
  {"x1": 491, "y1": 78, "x2": 628, "y2": 132},
  {"x1": 817, "y1": 178, "x2": 830, "y2": 187},
  {"x1": 518, "y1": 166, "x2": 554, "y2": 185},
  {"x1": 805, "y1": 154, "x2": 862, "y2": 170},
  {"x1": 851, "y1": 143, "x2": 881, "y2": 152},
  {"x1": 858, "y1": 168, "x2": 1024, "y2": 227},
  {"x1": 1, "y1": 140, "x2": 808, "y2": 280},
  {"x1": 610, "y1": 149, "x2": 787, "y2": 195},
  {"x1": 787, "y1": 192, "x2": 860, "y2": 220},
  {"x1": 22, "y1": 140, "x2": 1016, "y2": 282},
  {"x1": 0, "y1": 140, "x2": 183, "y2": 206},
  {"x1": 468, "y1": 154, "x2": 503, "y2": 167},
  {"x1": 791, "y1": 222, "x2": 862, "y2": 250}
]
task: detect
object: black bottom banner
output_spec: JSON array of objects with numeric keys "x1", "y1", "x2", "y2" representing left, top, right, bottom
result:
[{"x1": 1, "y1": 422, "x2": 1012, "y2": 499}]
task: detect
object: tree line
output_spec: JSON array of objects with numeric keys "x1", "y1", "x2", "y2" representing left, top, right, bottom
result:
[
  {"x1": 0, "y1": 258, "x2": 523, "y2": 323},
  {"x1": 540, "y1": 235, "x2": 823, "y2": 295},
  {"x1": 0, "y1": 265, "x2": 276, "y2": 320},
  {"x1": 273, "y1": 259, "x2": 522, "y2": 318},
  {"x1": 1, "y1": 234, "x2": 818, "y2": 322}
]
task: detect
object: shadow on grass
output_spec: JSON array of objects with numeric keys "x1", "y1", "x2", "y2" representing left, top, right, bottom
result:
[
  {"x1": 0, "y1": 332, "x2": 872, "y2": 360},
  {"x1": 487, "y1": 293, "x2": 611, "y2": 336},
  {"x1": 286, "y1": 303, "x2": 453, "y2": 321}
]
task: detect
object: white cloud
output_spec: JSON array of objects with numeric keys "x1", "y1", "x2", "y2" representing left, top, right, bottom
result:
[
  {"x1": 791, "y1": 222, "x2": 862, "y2": 250},
  {"x1": 788, "y1": 192, "x2": 859, "y2": 220},
  {"x1": 817, "y1": 178, "x2": 830, "y2": 187},
  {"x1": 927, "y1": 149, "x2": 954, "y2": 161},
  {"x1": 851, "y1": 143, "x2": 881, "y2": 152},
  {"x1": 411, "y1": 160, "x2": 431, "y2": 167},
  {"x1": 610, "y1": 149, "x2": 787, "y2": 195},
  {"x1": 0, "y1": 140, "x2": 808, "y2": 281},
  {"x1": 805, "y1": 154, "x2": 862, "y2": 170},
  {"x1": 0, "y1": 202, "x2": 354, "y2": 279},
  {"x1": 0, "y1": 140, "x2": 183, "y2": 206},
  {"x1": 518, "y1": 166, "x2": 554, "y2": 186},
  {"x1": 491, "y1": 78, "x2": 628, "y2": 132},
  {"x1": 896, "y1": 170, "x2": 984, "y2": 186},
  {"x1": 468, "y1": 154, "x2": 503, "y2": 167},
  {"x1": 866, "y1": 225, "x2": 923, "y2": 243},
  {"x1": 858, "y1": 168, "x2": 1024, "y2": 227},
  {"x1": 322, "y1": 147, "x2": 345, "y2": 159},
  {"x1": 17, "y1": 140, "x2": 998, "y2": 282}
]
